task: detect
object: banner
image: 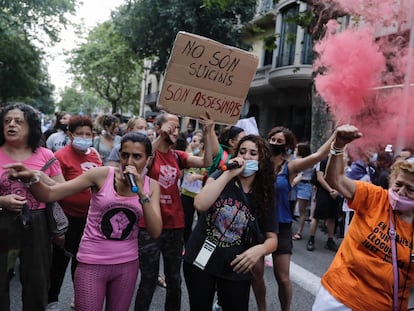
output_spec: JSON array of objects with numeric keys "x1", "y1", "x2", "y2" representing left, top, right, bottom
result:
[{"x1": 157, "y1": 31, "x2": 258, "y2": 124}]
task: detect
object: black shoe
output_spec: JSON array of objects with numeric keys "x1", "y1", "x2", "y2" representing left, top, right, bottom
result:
[
  {"x1": 307, "y1": 240, "x2": 314, "y2": 251},
  {"x1": 325, "y1": 240, "x2": 338, "y2": 252}
]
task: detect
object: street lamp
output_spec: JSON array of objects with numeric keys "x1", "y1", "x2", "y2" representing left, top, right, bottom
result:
[{"x1": 139, "y1": 65, "x2": 152, "y2": 118}]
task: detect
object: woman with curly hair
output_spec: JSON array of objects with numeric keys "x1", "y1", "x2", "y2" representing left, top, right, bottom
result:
[{"x1": 183, "y1": 135, "x2": 278, "y2": 311}]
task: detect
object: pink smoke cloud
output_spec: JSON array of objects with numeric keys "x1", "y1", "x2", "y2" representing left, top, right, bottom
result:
[
  {"x1": 313, "y1": 0, "x2": 414, "y2": 151},
  {"x1": 314, "y1": 24, "x2": 385, "y2": 118}
]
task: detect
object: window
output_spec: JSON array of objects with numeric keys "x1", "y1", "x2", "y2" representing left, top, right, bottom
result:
[
  {"x1": 301, "y1": 31, "x2": 313, "y2": 65},
  {"x1": 277, "y1": 5, "x2": 299, "y2": 67},
  {"x1": 263, "y1": 48, "x2": 273, "y2": 66}
]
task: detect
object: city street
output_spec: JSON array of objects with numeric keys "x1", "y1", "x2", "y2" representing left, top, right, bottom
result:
[{"x1": 10, "y1": 220, "x2": 339, "y2": 311}]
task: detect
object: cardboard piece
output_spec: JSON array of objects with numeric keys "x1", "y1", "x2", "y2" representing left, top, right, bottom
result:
[{"x1": 157, "y1": 31, "x2": 259, "y2": 124}]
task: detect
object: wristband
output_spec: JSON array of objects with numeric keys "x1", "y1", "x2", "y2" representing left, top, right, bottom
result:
[
  {"x1": 330, "y1": 142, "x2": 345, "y2": 156},
  {"x1": 139, "y1": 195, "x2": 151, "y2": 205}
]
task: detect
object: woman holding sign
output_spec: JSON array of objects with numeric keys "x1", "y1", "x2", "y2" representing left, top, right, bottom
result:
[{"x1": 183, "y1": 135, "x2": 278, "y2": 311}]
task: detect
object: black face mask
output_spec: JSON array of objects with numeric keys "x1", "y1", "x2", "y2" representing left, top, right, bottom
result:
[
  {"x1": 57, "y1": 123, "x2": 68, "y2": 132},
  {"x1": 270, "y1": 143, "x2": 286, "y2": 156}
]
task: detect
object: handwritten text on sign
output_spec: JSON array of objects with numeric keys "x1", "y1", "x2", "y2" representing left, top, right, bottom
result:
[{"x1": 157, "y1": 32, "x2": 258, "y2": 124}]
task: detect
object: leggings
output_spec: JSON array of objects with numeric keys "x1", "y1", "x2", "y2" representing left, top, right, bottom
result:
[
  {"x1": 135, "y1": 228, "x2": 183, "y2": 311},
  {"x1": 74, "y1": 260, "x2": 139, "y2": 311}
]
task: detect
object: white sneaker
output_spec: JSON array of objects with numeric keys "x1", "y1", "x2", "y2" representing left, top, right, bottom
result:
[
  {"x1": 46, "y1": 302, "x2": 60, "y2": 311},
  {"x1": 212, "y1": 301, "x2": 223, "y2": 311}
]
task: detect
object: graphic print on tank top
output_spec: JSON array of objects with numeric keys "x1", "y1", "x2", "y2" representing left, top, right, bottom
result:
[{"x1": 100, "y1": 204, "x2": 138, "y2": 240}]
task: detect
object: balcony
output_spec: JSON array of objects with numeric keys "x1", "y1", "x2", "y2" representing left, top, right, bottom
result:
[
  {"x1": 250, "y1": 64, "x2": 313, "y2": 93},
  {"x1": 269, "y1": 65, "x2": 312, "y2": 88}
]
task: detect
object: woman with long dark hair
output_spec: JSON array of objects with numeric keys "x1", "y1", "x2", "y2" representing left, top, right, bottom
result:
[
  {"x1": 0, "y1": 103, "x2": 64, "y2": 310},
  {"x1": 183, "y1": 135, "x2": 278, "y2": 311}
]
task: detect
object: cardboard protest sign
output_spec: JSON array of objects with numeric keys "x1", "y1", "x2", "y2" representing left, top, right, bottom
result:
[{"x1": 157, "y1": 31, "x2": 259, "y2": 124}]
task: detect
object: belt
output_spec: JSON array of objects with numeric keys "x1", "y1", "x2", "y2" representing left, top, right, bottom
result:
[{"x1": 300, "y1": 180, "x2": 311, "y2": 184}]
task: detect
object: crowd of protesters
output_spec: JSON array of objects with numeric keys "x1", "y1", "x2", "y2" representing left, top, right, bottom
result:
[{"x1": 1, "y1": 102, "x2": 414, "y2": 311}]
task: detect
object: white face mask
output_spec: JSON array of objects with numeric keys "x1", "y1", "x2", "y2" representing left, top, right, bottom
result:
[{"x1": 72, "y1": 137, "x2": 92, "y2": 152}]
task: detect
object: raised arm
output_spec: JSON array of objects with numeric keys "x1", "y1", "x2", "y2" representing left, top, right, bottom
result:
[
  {"x1": 186, "y1": 111, "x2": 214, "y2": 168},
  {"x1": 194, "y1": 159, "x2": 244, "y2": 212},
  {"x1": 288, "y1": 128, "x2": 337, "y2": 179},
  {"x1": 325, "y1": 125, "x2": 362, "y2": 200}
]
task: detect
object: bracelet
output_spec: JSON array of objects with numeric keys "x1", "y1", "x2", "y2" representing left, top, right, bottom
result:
[
  {"x1": 139, "y1": 195, "x2": 151, "y2": 205},
  {"x1": 330, "y1": 142, "x2": 346, "y2": 156},
  {"x1": 20, "y1": 174, "x2": 40, "y2": 188}
]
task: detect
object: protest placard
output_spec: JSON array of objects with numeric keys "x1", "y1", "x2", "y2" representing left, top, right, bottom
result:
[{"x1": 157, "y1": 31, "x2": 259, "y2": 124}]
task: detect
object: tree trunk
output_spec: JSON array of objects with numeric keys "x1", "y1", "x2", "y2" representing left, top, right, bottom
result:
[{"x1": 310, "y1": 82, "x2": 335, "y2": 152}]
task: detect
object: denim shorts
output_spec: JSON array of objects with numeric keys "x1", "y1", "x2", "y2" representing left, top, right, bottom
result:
[{"x1": 297, "y1": 181, "x2": 313, "y2": 200}]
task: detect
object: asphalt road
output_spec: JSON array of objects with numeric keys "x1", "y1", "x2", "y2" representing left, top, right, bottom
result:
[
  {"x1": 10, "y1": 220, "x2": 339, "y2": 311},
  {"x1": 11, "y1": 219, "x2": 414, "y2": 310}
]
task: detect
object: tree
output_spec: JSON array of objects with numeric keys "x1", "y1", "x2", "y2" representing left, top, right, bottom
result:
[
  {"x1": 58, "y1": 86, "x2": 109, "y2": 116},
  {"x1": 0, "y1": 0, "x2": 76, "y2": 110},
  {"x1": 69, "y1": 21, "x2": 142, "y2": 114},
  {"x1": 0, "y1": 21, "x2": 55, "y2": 113},
  {"x1": 113, "y1": 0, "x2": 257, "y2": 72},
  {"x1": 0, "y1": 0, "x2": 76, "y2": 43}
]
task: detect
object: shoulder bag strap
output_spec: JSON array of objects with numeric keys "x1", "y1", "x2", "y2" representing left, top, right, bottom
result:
[{"x1": 41, "y1": 157, "x2": 57, "y2": 172}]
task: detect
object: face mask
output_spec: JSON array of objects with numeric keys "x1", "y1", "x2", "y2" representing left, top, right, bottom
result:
[
  {"x1": 241, "y1": 160, "x2": 259, "y2": 177},
  {"x1": 270, "y1": 144, "x2": 286, "y2": 156},
  {"x1": 137, "y1": 130, "x2": 147, "y2": 136},
  {"x1": 388, "y1": 188, "x2": 414, "y2": 211},
  {"x1": 72, "y1": 137, "x2": 92, "y2": 152},
  {"x1": 370, "y1": 153, "x2": 378, "y2": 162},
  {"x1": 58, "y1": 123, "x2": 68, "y2": 132},
  {"x1": 192, "y1": 147, "x2": 201, "y2": 156}
]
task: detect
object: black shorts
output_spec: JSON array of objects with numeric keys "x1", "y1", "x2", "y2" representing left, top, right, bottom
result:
[
  {"x1": 313, "y1": 189, "x2": 343, "y2": 220},
  {"x1": 273, "y1": 223, "x2": 292, "y2": 255}
]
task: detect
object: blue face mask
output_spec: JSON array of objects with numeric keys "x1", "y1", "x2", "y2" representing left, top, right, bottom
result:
[
  {"x1": 241, "y1": 160, "x2": 259, "y2": 177},
  {"x1": 137, "y1": 129, "x2": 147, "y2": 136},
  {"x1": 72, "y1": 137, "x2": 92, "y2": 151}
]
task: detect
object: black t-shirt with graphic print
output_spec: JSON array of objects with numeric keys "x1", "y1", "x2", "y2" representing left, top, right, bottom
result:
[{"x1": 184, "y1": 180, "x2": 278, "y2": 281}]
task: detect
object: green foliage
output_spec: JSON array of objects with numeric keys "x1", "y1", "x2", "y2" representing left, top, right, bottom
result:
[
  {"x1": 0, "y1": 20, "x2": 55, "y2": 113},
  {"x1": 262, "y1": 33, "x2": 278, "y2": 51},
  {"x1": 69, "y1": 21, "x2": 142, "y2": 114},
  {"x1": 58, "y1": 86, "x2": 108, "y2": 116},
  {"x1": 114, "y1": 0, "x2": 257, "y2": 72},
  {"x1": 0, "y1": 0, "x2": 76, "y2": 111},
  {"x1": 0, "y1": 0, "x2": 76, "y2": 43}
]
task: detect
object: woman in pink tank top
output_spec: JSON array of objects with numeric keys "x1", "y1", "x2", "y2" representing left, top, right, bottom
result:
[{"x1": 6, "y1": 132, "x2": 162, "y2": 311}]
